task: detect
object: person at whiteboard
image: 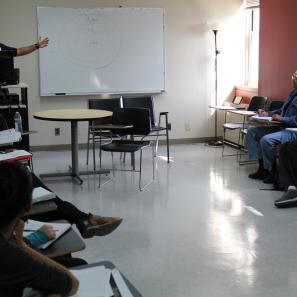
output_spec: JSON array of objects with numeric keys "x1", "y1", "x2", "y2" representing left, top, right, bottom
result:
[
  {"x1": 0, "y1": 37, "x2": 49, "y2": 57},
  {"x1": 0, "y1": 161, "x2": 79, "y2": 297}
]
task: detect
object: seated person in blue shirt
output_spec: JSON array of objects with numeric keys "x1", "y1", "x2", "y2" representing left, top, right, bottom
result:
[
  {"x1": 247, "y1": 71, "x2": 297, "y2": 183},
  {"x1": 0, "y1": 161, "x2": 79, "y2": 297}
]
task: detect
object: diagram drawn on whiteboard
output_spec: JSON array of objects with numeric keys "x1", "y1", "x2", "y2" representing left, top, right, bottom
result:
[{"x1": 59, "y1": 12, "x2": 122, "y2": 69}]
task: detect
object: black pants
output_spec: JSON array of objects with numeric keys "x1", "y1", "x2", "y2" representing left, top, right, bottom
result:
[
  {"x1": 279, "y1": 141, "x2": 297, "y2": 190},
  {"x1": 54, "y1": 254, "x2": 87, "y2": 268},
  {"x1": 29, "y1": 173, "x2": 89, "y2": 225}
]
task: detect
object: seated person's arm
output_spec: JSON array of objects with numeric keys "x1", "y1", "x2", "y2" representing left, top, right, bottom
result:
[
  {"x1": 271, "y1": 114, "x2": 284, "y2": 122},
  {"x1": 257, "y1": 109, "x2": 268, "y2": 117},
  {"x1": 12, "y1": 220, "x2": 79, "y2": 296},
  {"x1": 25, "y1": 224, "x2": 56, "y2": 248}
]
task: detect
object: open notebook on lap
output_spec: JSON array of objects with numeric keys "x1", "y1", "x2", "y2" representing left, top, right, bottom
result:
[{"x1": 23, "y1": 220, "x2": 71, "y2": 249}]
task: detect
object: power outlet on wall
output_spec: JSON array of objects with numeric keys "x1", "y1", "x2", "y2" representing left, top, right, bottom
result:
[
  {"x1": 185, "y1": 122, "x2": 191, "y2": 132},
  {"x1": 55, "y1": 128, "x2": 60, "y2": 136}
]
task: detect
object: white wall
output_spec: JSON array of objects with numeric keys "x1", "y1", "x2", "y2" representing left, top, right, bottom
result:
[{"x1": 0, "y1": 0, "x2": 245, "y2": 147}]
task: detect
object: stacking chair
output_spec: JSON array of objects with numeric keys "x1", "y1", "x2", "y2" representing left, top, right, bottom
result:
[
  {"x1": 266, "y1": 100, "x2": 284, "y2": 111},
  {"x1": 122, "y1": 96, "x2": 170, "y2": 163},
  {"x1": 86, "y1": 98, "x2": 122, "y2": 170},
  {"x1": 99, "y1": 107, "x2": 154, "y2": 191},
  {"x1": 222, "y1": 96, "x2": 267, "y2": 157},
  {"x1": 0, "y1": 114, "x2": 8, "y2": 131}
]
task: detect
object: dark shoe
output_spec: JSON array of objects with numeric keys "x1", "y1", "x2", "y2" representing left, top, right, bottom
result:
[
  {"x1": 274, "y1": 189, "x2": 297, "y2": 208},
  {"x1": 248, "y1": 169, "x2": 269, "y2": 180},
  {"x1": 263, "y1": 173, "x2": 274, "y2": 184},
  {"x1": 77, "y1": 216, "x2": 123, "y2": 239}
]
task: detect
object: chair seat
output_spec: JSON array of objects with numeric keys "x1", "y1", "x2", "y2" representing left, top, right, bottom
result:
[
  {"x1": 223, "y1": 122, "x2": 247, "y2": 130},
  {"x1": 151, "y1": 125, "x2": 167, "y2": 132},
  {"x1": 91, "y1": 130, "x2": 119, "y2": 138},
  {"x1": 101, "y1": 140, "x2": 151, "y2": 153}
]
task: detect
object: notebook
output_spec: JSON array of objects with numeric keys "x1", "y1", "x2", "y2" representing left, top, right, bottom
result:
[
  {"x1": 250, "y1": 115, "x2": 273, "y2": 122},
  {"x1": 0, "y1": 128, "x2": 21, "y2": 145},
  {"x1": 23, "y1": 220, "x2": 71, "y2": 249},
  {"x1": 0, "y1": 149, "x2": 32, "y2": 161},
  {"x1": 71, "y1": 266, "x2": 113, "y2": 297},
  {"x1": 32, "y1": 187, "x2": 56, "y2": 204}
]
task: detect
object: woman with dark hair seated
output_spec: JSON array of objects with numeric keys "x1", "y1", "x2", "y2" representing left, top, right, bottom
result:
[
  {"x1": 0, "y1": 113, "x2": 122, "y2": 239},
  {"x1": 0, "y1": 161, "x2": 80, "y2": 297}
]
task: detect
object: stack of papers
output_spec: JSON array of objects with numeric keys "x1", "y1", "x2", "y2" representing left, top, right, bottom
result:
[
  {"x1": 0, "y1": 129, "x2": 21, "y2": 145},
  {"x1": 0, "y1": 149, "x2": 32, "y2": 161},
  {"x1": 251, "y1": 115, "x2": 273, "y2": 122},
  {"x1": 23, "y1": 220, "x2": 71, "y2": 249},
  {"x1": 32, "y1": 187, "x2": 56, "y2": 204},
  {"x1": 70, "y1": 266, "x2": 134, "y2": 297}
]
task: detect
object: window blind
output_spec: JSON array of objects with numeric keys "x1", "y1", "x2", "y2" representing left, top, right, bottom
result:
[{"x1": 245, "y1": 0, "x2": 260, "y2": 9}]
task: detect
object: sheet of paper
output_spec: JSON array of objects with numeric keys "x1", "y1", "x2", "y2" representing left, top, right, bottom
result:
[
  {"x1": 71, "y1": 265, "x2": 113, "y2": 297},
  {"x1": 251, "y1": 115, "x2": 272, "y2": 121},
  {"x1": 111, "y1": 268, "x2": 134, "y2": 297},
  {"x1": 32, "y1": 187, "x2": 56, "y2": 203},
  {"x1": 0, "y1": 128, "x2": 21, "y2": 145},
  {"x1": 23, "y1": 220, "x2": 71, "y2": 249},
  {"x1": 0, "y1": 149, "x2": 32, "y2": 161}
]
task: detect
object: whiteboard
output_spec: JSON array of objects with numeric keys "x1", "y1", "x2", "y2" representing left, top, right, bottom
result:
[{"x1": 37, "y1": 7, "x2": 165, "y2": 96}]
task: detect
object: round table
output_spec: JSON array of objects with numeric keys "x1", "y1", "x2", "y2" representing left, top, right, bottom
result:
[{"x1": 34, "y1": 109, "x2": 112, "y2": 184}]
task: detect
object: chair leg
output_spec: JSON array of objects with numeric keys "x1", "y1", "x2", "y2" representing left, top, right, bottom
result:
[
  {"x1": 98, "y1": 146, "x2": 102, "y2": 188},
  {"x1": 238, "y1": 132, "x2": 245, "y2": 162},
  {"x1": 139, "y1": 150, "x2": 143, "y2": 190},
  {"x1": 139, "y1": 146, "x2": 154, "y2": 191},
  {"x1": 98, "y1": 148, "x2": 112, "y2": 189},
  {"x1": 111, "y1": 152, "x2": 115, "y2": 177},
  {"x1": 152, "y1": 144, "x2": 155, "y2": 179},
  {"x1": 86, "y1": 129, "x2": 90, "y2": 165},
  {"x1": 164, "y1": 113, "x2": 170, "y2": 163},
  {"x1": 236, "y1": 129, "x2": 241, "y2": 161},
  {"x1": 92, "y1": 133, "x2": 96, "y2": 171},
  {"x1": 222, "y1": 128, "x2": 226, "y2": 157}
]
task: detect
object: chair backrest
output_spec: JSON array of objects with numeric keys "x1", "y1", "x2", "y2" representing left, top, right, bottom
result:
[
  {"x1": 0, "y1": 114, "x2": 8, "y2": 131},
  {"x1": 122, "y1": 96, "x2": 156, "y2": 127},
  {"x1": 268, "y1": 100, "x2": 284, "y2": 111},
  {"x1": 88, "y1": 98, "x2": 121, "y2": 125},
  {"x1": 112, "y1": 107, "x2": 151, "y2": 136},
  {"x1": 247, "y1": 96, "x2": 267, "y2": 111}
]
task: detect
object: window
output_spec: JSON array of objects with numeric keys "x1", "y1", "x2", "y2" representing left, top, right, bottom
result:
[{"x1": 245, "y1": 7, "x2": 259, "y2": 87}]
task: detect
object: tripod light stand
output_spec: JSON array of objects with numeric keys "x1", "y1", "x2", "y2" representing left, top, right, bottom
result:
[{"x1": 207, "y1": 29, "x2": 223, "y2": 147}]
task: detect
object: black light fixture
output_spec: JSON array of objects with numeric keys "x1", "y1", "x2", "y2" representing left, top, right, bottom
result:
[{"x1": 207, "y1": 29, "x2": 223, "y2": 147}]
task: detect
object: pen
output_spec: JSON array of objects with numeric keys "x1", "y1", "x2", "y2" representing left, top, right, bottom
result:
[{"x1": 24, "y1": 229, "x2": 58, "y2": 232}]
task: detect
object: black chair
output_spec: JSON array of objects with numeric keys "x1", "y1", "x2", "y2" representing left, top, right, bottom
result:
[
  {"x1": 222, "y1": 95, "x2": 267, "y2": 157},
  {"x1": 122, "y1": 96, "x2": 170, "y2": 163},
  {"x1": 0, "y1": 114, "x2": 8, "y2": 131},
  {"x1": 99, "y1": 107, "x2": 154, "y2": 191},
  {"x1": 266, "y1": 100, "x2": 284, "y2": 111},
  {"x1": 87, "y1": 98, "x2": 122, "y2": 170}
]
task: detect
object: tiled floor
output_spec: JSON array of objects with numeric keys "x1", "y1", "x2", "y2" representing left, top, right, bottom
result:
[{"x1": 33, "y1": 143, "x2": 297, "y2": 297}]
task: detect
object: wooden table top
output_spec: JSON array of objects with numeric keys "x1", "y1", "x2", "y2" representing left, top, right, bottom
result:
[{"x1": 33, "y1": 109, "x2": 112, "y2": 122}]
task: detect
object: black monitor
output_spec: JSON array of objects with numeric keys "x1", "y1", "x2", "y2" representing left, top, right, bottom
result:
[{"x1": 0, "y1": 55, "x2": 14, "y2": 84}]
